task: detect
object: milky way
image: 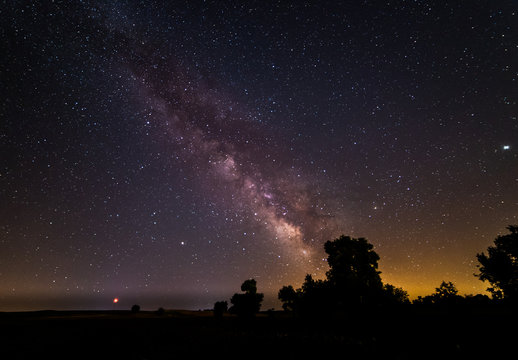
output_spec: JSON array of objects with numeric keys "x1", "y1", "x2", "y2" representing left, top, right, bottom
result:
[{"x1": 131, "y1": 54, "x2": 343, "y2": 264}]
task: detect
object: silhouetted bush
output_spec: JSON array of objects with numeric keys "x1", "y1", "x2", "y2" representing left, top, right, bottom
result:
[
  {"x1": 131, "y1": 304, "x2": 141, "y2": 313},
  {"x1": 267, "y1": 308, "x2": 275, "y2": 318},
  {"x1": 155, "y1": 307, "x2": 165, "y2": 316},
  {"x1": 213, "y1": 301, "x2": 228, "y2": 318}
]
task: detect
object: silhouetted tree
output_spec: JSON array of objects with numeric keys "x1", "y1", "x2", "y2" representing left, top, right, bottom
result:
[
  {"x1": 476, "y1": 225, "x2": 518, "y2": 303},
  {"x1": 131, "y1": 304, "x2": 141, "y2": 313},
  {"x1": 434, "y1": 281, "x2": 462, "y2": 305},
  {"x1": 213, "y1": 301, "x2": 228, "y2": 318},
  {"x1": 413, "y1": 281, "x2": 462, "y2": 305},
  {"x1": 325, "y1": 235, "x2": 384, "y2": 306},
  {"x1": 279, "y1": 235, "x2": 404, "y2": 314},
  {"x1": 230, "y1": 279, "x2": 264, "y2": 317},
  {"x1": 435, "y1": 281, "x2": 458, "y2": 298}
]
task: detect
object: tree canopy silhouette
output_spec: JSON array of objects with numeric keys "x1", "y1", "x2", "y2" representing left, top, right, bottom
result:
[
  {"x1": 278, "y1": 285, "x2": 298, "y2": 312},
  {"x1": 476, "y1": 225, "x2": 518, "y2": 302},
  {"x1": 240, "y1": 279, "x2": 259, "y2": 294},
  {"x1": 230, "y1": 279, "x2": 264, "y2": 317},
  {"x1": 325, "y1": 235, "x2": 384, "y2": 305}
]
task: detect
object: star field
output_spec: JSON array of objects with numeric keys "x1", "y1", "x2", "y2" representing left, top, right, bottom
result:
[{"x1": 1, "y1": 1, "x2": 517, "y2": 310}]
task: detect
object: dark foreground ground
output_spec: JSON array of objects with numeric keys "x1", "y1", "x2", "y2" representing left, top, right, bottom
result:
[{"x1": 1, "y1": 305, "x2": 516, "y2": 359}]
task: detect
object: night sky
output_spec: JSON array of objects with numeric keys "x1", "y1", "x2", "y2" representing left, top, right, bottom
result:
[{"x1": 1, "y1": 1, "x2": 517, "y2": 311}]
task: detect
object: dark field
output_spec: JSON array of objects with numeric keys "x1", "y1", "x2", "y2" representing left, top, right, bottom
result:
[{"x1": 1, "y1": 306, "x2": 515, "y2": 359}]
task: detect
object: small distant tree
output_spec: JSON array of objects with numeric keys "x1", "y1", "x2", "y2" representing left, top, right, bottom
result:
[
  {"x1": 435, "y1": 281, "x2": 458, "y2": 298},
  {"x1": 230, "y1": 279, "x2": 264, "y2": 317},
  {"x1": 131, "y1": 304, "x2": 141, "y2": 313},
  {"x1": 213, "y1": 301, "x2": 228, "y2": 318},
  {"x1": 435, "y1": 281, "x2": 462, "y2": 305},
  {"x1": 476, "y1": 225, "x2": 518, "y2": 303}
]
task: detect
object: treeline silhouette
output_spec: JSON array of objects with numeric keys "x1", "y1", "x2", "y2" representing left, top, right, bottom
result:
[
  {"x1": 2, "y1": 227, "x2": 515, "y2": 359},
  {"x1": 215, "y1": 225, "x2": 517, "y2": 317}
]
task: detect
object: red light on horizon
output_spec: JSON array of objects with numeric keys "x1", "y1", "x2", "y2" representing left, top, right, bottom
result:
[{"x1": 113, "y1": 298, "x2": 119, "y2": 303}]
